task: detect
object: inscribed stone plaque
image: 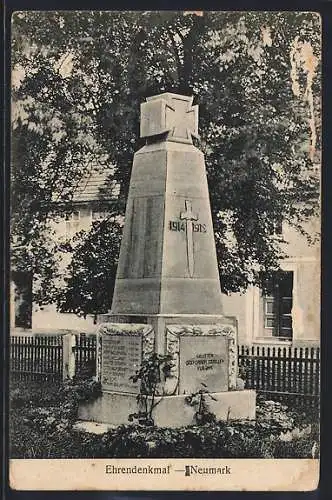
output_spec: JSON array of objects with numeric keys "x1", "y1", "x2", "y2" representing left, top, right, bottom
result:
[
  {"x1": 179, "y1": 336, "x2": 229, "y2": 394},
  {"x1": 101, "y1": 335, "x2": 142, "y2": 394}
]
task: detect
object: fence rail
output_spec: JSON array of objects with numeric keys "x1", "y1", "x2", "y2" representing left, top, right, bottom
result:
[
  {"x1": 9, "y1": 335, "x2": 320, "y2": 409},
  {"x1": 10, "y1": 335, "x2": 63, "y2": 382},
  {"x1": 238, "y1": 345, "x2": 320, "y2": 408}
]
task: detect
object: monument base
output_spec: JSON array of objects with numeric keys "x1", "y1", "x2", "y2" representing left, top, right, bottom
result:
[
  {"x1": 78, "y1": 390, "x2": 256, "y2": 429},
  {"x1": 98, "y1": 313, "x2": 236, "y2": 328},
  {"x1": 97, "y1": 313, "x2": 237, "y2": 353}
]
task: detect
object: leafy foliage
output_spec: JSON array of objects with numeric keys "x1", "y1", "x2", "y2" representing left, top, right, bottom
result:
[
  {"x1": 129, "y1": 353, "x2": 174, "y2": 426},
  {"x1": 9, "y1": 379, "x2": 319, "y2": 459},
  {"x1": 9, "y1": 378, "x2": 102, "y2": 458},
  {"x1": 11, "y1": 11, "x2": 321, "y2": 314},
  {"x1": 56, "y1": 218, "x2": 122, "y2": 318},
  {"x1": 185, "y1": 383, "x2": 218, "y2": 425}
]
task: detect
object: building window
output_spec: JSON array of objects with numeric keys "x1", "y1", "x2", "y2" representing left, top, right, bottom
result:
[
  {"x1": 262, "y1": 271, "x2": 293, "y2": 339},
  {"x1": 65, "y1": 210, "x2": 80, "y2": 235},
  {"x1": 12, "y1": 270, "x2": 33, "y2": 328}
]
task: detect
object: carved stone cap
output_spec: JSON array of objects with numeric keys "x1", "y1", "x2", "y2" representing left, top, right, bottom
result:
[{"x1": 140, "y1": 92, "x2": 199, "y2": 144}]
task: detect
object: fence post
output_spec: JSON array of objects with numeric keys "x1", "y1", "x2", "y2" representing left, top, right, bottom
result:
[
  {"x1": 95, "y1": 331, "x2": 102, "y2": 382},
  {"x1": 62, "y1": 334, "x2": 76, "y2": 380}
]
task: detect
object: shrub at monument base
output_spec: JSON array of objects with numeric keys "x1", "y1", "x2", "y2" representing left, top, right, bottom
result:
[{"x1": 9, "y1": 380, "x2": 319, "y2": 459}]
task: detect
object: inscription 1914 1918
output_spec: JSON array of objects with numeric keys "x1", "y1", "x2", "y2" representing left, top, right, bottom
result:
[
  {"x1": 169, "y1": 199, "x2": 207, "y2": 233},
  {"x1": 169, "y1": 221, "x2": 207, "y2": 233}
]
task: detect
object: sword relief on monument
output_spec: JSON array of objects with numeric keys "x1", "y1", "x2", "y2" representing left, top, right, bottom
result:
[
  {"x1": 168, "y1": 199, "x2": 207, "y2": 277},
  {"x1": 181, "y1": 200, "x2": 198, "y2": 278}
]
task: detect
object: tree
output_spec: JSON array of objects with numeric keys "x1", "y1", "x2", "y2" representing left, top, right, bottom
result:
[
  {"x1": 11, "y1": 11, "x2": 321, "y2": 316},
  {"x1": 56, "y1": 218, "x2": 122, "y2": 321}
]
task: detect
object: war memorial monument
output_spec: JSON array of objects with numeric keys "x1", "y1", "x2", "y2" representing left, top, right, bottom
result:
[{"x1": 78, "y1": 92, "x2": 256, "y2": 427}]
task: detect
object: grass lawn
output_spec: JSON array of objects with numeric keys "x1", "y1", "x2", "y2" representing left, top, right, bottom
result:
[{"x1": 9, "y1": 378, "x2": 319, "y2": 459}]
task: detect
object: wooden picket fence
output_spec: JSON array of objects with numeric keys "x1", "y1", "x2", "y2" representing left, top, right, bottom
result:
[
  {"x1": 238, "y1": 345, "x2": 320, "y2": 408},
  {"x1": 10, "y1": 334, "x2": 97, "y2": 382},
  {"x1": 10, "y1": 336, "x2": 63, "y2": 382},
  {"x1": 10, "y1": 335, "x2": 320, "y2": 409},
  {"x1": 73, "y1": 334, "x2": 97, "y2": 378}
]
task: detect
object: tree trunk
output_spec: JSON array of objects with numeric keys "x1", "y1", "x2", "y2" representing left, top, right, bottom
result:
[{"x1": 179, "y1": 15, "x2": 205, "y2": 94}]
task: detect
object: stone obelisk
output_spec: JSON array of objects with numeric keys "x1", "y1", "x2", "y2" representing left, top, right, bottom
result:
[{"x1": 110, "y1": 93, "x2": 226, "y2": 338}]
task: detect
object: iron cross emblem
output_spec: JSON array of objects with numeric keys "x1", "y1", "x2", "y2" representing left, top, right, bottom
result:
[
  {"x1": 180, "y1": 200, "x2": 198, "y2": 277},
  {"x1": 140, "y1": 93, "x2": 199, "y2": 144},
  {"x1": 166, "y1": 96, "x2": 198, "y2": 143}
]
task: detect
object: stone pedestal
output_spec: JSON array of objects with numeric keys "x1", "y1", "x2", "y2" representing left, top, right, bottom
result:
[
  {"x1": 77, "y1": 320, "x2": 256, "y2": 426},
  {"x1": 97, "y1": 313, "x2": 236, "y2": 356},
  {"x1": 78, "y1": 390, "x2": 256, "y2": 429}
]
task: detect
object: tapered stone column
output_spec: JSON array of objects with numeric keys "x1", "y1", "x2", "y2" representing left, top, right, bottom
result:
[{"x1": 110, "y1": 93, "x2": 225, "y2": 325}]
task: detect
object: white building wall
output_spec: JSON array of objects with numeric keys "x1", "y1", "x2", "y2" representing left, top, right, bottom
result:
[
  {"x1": 32, "y1": 304, "x2": 96, "y2": 331},
  {"x1": 222, "y1": 219, "x2": 320, "y2": 346},
  {"x1": 31, "y1": 204, "x2": 100, "y2": 332}
]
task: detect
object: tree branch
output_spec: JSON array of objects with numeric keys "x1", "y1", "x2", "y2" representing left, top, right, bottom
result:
[{"x1": 166, "y1": 27, "x2": 182, "y2": 84}]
